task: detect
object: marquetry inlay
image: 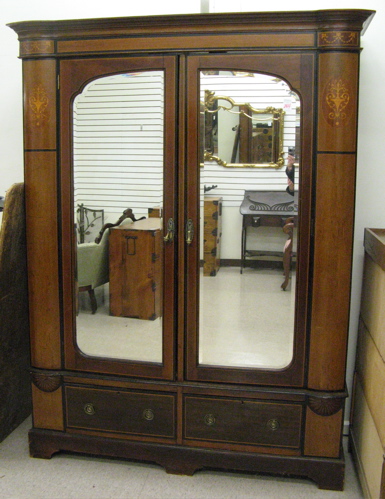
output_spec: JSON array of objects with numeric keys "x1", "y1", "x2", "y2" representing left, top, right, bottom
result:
[
  {"x1": 28, "y1": 84, "x2": 50, "y2": 127},
  {"x1": 21, "y1": 40, "x2": 54, "y2": 55},
  {"x1": 323, "y1": 78, "x2": 351, "y2": 127},
  {"x1": 318, "y1": 31, "x2": 359, "y2": 47}
]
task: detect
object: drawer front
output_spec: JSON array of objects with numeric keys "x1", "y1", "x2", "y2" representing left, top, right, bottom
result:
[
  {"x1": 184, "y1": 396, "x2": 302, "y2": 448},
  {"x1": 65, "y1": 386, "x2": 175, "y2": 438}
]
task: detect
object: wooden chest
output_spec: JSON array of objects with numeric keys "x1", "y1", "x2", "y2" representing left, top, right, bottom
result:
[
  {"x1": 350, "y1": 228, "x2": 385, "y2": 499},
  {"x1": 203, "y1": 197, "x2": 222, "y2": 276},
  {"x1": 109, "y1": 218, "x2": 162, "y2": 320}
]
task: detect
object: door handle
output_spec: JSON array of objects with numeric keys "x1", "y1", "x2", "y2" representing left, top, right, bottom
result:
[
  {"x1": 186, "y1": 218, "x2": 194, "y2": 245},
  {"x1": 163, "y1": 218, "x2": 175, "y2": 243}
]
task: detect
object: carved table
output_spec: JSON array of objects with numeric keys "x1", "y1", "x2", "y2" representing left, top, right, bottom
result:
[{"x1": 240, "y1": 190, "x2": 298, "y2": 288}]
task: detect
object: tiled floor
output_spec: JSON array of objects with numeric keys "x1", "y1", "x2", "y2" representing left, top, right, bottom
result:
[
  {"x1": 77, "y1": 267, "x2": 295, "y2": 369},
  {"x1": 0, "y1": 417, "x2": 364, "y2": 498},
  {"x1": 3, "y1": 268, "x2": 364, "y2": 497}
]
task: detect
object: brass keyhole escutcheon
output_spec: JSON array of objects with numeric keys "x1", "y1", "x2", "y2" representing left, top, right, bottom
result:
[
  {"x1": 204, "y1": 414, "x2": 216, "y2": 426},
  {"x1": 143, "y1": 409, "x2": 154, "y2": 421},
  {"x1": 84, "y1": 403, "x2": 95, "y2": 416},
  {"x1": 186, "y1": 219, "x2": 194, "y2": 245},
  {"x1": 267, "y1": 418, "x2": 280, "y2": 431},
  {"x1": 163, "y1": 218, "x2": 175, "y2": 243}
]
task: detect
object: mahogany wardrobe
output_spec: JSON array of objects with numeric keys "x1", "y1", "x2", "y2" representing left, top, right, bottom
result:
[{"x1": 9, "y1": 9, "x2": 374, "y2": 490}]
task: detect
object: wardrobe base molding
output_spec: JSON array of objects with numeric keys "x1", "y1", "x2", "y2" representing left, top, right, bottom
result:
[{"x1": 28, "y1": 428, "x2": 345, "y2": 490}]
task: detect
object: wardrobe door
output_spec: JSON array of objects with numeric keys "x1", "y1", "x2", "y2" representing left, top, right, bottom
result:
[
  {"x1": 60, "y1": 56, "x2": 177, "y2": 380},
  {"x1": 185, "y1": 54, "x2": 314, "y2": 386}
]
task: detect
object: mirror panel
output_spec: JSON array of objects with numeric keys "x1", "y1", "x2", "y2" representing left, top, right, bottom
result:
[
  {"x1": 204, "y1": 89, "x2": 285, "y2": 168},
  {"x1": 199, "y1": 70, "x2": 300, "y2": 370},
  {"x1": 73, "y1": 71, "x2": 164, "y2": 363}
]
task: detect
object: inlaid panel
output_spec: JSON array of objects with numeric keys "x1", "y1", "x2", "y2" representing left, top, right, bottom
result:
[
  {"x1": 25, "y1": 151, "x2": 61, "y2": 369},
  {"x1": 317, "y1": 52, "x2": 359, "y2": 153},
  {"x1": 184, "y1": 395, "x2": 302, "y2": 448},
  {"x1": 23, "y1": 59, "x2": 57, "y2": 151},
  {"x1": 20, "y1": 40, "x2": 55, "y2": 56},
  {"x1": 308, "y1": 153, "x2": 356, "y2": 391},
  {"x1": 66, "y1": 386, "x2": 176, "y2": 438},
  {"x1": 57, "y1": 33, "x2": 315, "y2": 55}
]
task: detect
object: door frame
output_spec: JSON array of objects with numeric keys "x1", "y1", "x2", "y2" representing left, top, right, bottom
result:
[
  {"x1": 184, "y1": 53, "x2": 315, "y2": 387},
  {"x1": 60, "y1": 55, "x2": 178, "y2": 380}
]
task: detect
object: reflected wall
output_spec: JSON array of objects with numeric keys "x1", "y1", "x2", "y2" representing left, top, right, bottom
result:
[
  {"x1": 73, "y1": 71, "x2": 165, "y2": 364},
  {"x1": 199, "y1": 70, "x2": 300, "y2": 370}
]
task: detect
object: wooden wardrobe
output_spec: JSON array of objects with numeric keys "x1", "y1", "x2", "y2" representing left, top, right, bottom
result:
[{"x1": 9, "y1": 9, "x2": 374, "y2": 491}]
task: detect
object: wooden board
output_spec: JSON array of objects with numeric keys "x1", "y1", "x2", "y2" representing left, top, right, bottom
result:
[{"x1": 350, "y1": 377, "x2": 385, "y2": 499}]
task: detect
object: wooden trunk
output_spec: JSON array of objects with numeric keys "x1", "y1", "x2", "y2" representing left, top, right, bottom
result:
[{"x1": 109, "y1": 219, "x2": 162, "y2": 320}]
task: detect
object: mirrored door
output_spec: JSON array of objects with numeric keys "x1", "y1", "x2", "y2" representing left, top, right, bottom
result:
[
  {"x1": 60, "y1": 56, "x2": 177, "y2": 379},
  {"x1": 185, "y1": 55, "x2": 313, "y2": 386}
]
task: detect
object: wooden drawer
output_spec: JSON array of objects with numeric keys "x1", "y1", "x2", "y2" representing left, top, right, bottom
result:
[
  {"x1": 184, "y1": 396, "x2": 302, "y2": 448},
  {"x1": 65, "y1": 386, "x2": 176, "y2": 438}
]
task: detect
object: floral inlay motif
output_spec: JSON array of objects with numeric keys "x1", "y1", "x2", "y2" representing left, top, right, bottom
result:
[
  {"x1": 320, "y1": 31, "x2": 358, "y2": 46},
  {"x1": 325, "y1": 79, "x2": 350, "y2": 127},
  {"x1": 21, "y1": 40, "x2": 53, "y2": 55},
  {"x1": 29, "y1": 84, "x2": 49, "y2": 127}
]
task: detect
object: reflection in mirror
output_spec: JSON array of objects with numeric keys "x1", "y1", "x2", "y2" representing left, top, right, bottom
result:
[
  {"x1": 73, "y1": 71, "x2": 164, "y2": 364},
  {"x1": 199, "y1": 70, "x2": 300, "y2": 370},
  {"x1": 204, "y1": 90, "x2": 285, "y2": 168}
]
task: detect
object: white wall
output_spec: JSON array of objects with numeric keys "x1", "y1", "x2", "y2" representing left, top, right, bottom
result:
[{"x1": 1, "y1": 0, "x2": 384, "y2": 425}]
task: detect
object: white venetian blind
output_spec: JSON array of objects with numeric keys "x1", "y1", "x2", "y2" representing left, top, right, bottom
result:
[
  {"x1": 73, "y1": 71, "x2": 164, "y2": 221},
  {"x1": 72, "y1": 70, "x2": 300, "y2": 220},
  {"x1": 200, "y1": 72, "x2": 299, "y2": 207}
]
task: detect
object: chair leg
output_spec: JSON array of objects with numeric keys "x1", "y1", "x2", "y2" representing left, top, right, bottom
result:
[
  {"x1": 281, "y1": 220, "x2": 294, "y2": 291},
  {"x1": 88, "y1": 289, "x2": 97, "y2": 314}
]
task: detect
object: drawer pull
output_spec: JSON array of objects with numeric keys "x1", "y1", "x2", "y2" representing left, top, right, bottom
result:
[
  {"x1": 84, "y1": 403, "x2": 95, "y2": 416},
  {"x1": 267, "y1": 418, "x2": 280, "y2": 431},
  {"x1": 142, "y1": 408, "x2": 154, "y2": 421},
  {"x1": 204, "y1": 413, "x2": 216, "y2": 426}
]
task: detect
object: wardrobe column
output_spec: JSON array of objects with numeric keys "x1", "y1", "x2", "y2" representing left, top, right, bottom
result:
[
  {"x1": 305, "y1": 31, "x2": 361, "y2": 458},
  {"x1": 22, "y1": 44, "x2": 63, "y2": 431}
]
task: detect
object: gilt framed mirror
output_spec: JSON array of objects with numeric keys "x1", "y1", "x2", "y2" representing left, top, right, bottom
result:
[{"x1": 202, "y1": 71, "x2": 298, "y2": 169}]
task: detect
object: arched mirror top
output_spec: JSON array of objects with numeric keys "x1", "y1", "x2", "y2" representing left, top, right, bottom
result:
[
  {"x1": 73, "y1": 69, "x2": 166, "y2": 365},
  {"x1": 198, "y1": 68, "x2": 301, "y2": 372}
]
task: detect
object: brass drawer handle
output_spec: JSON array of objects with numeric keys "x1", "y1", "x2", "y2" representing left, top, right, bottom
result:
[
  {"x1": 204, "y1": 413, "x2": 216, "y2": 426},
  {"x1": 143, "y1": 408, "x2": 154, "y2": 421},
  {"x1": 84, "y1": 403, "x2": 95, "y2": 416},
  {"x1": 266, "y1": 418, "x2": 280, "y2": 431}
]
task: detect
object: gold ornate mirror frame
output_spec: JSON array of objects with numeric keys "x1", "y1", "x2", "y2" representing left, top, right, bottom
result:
[{"x1": 203, "y1": 90, "x2": 285, "y2": 169}]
